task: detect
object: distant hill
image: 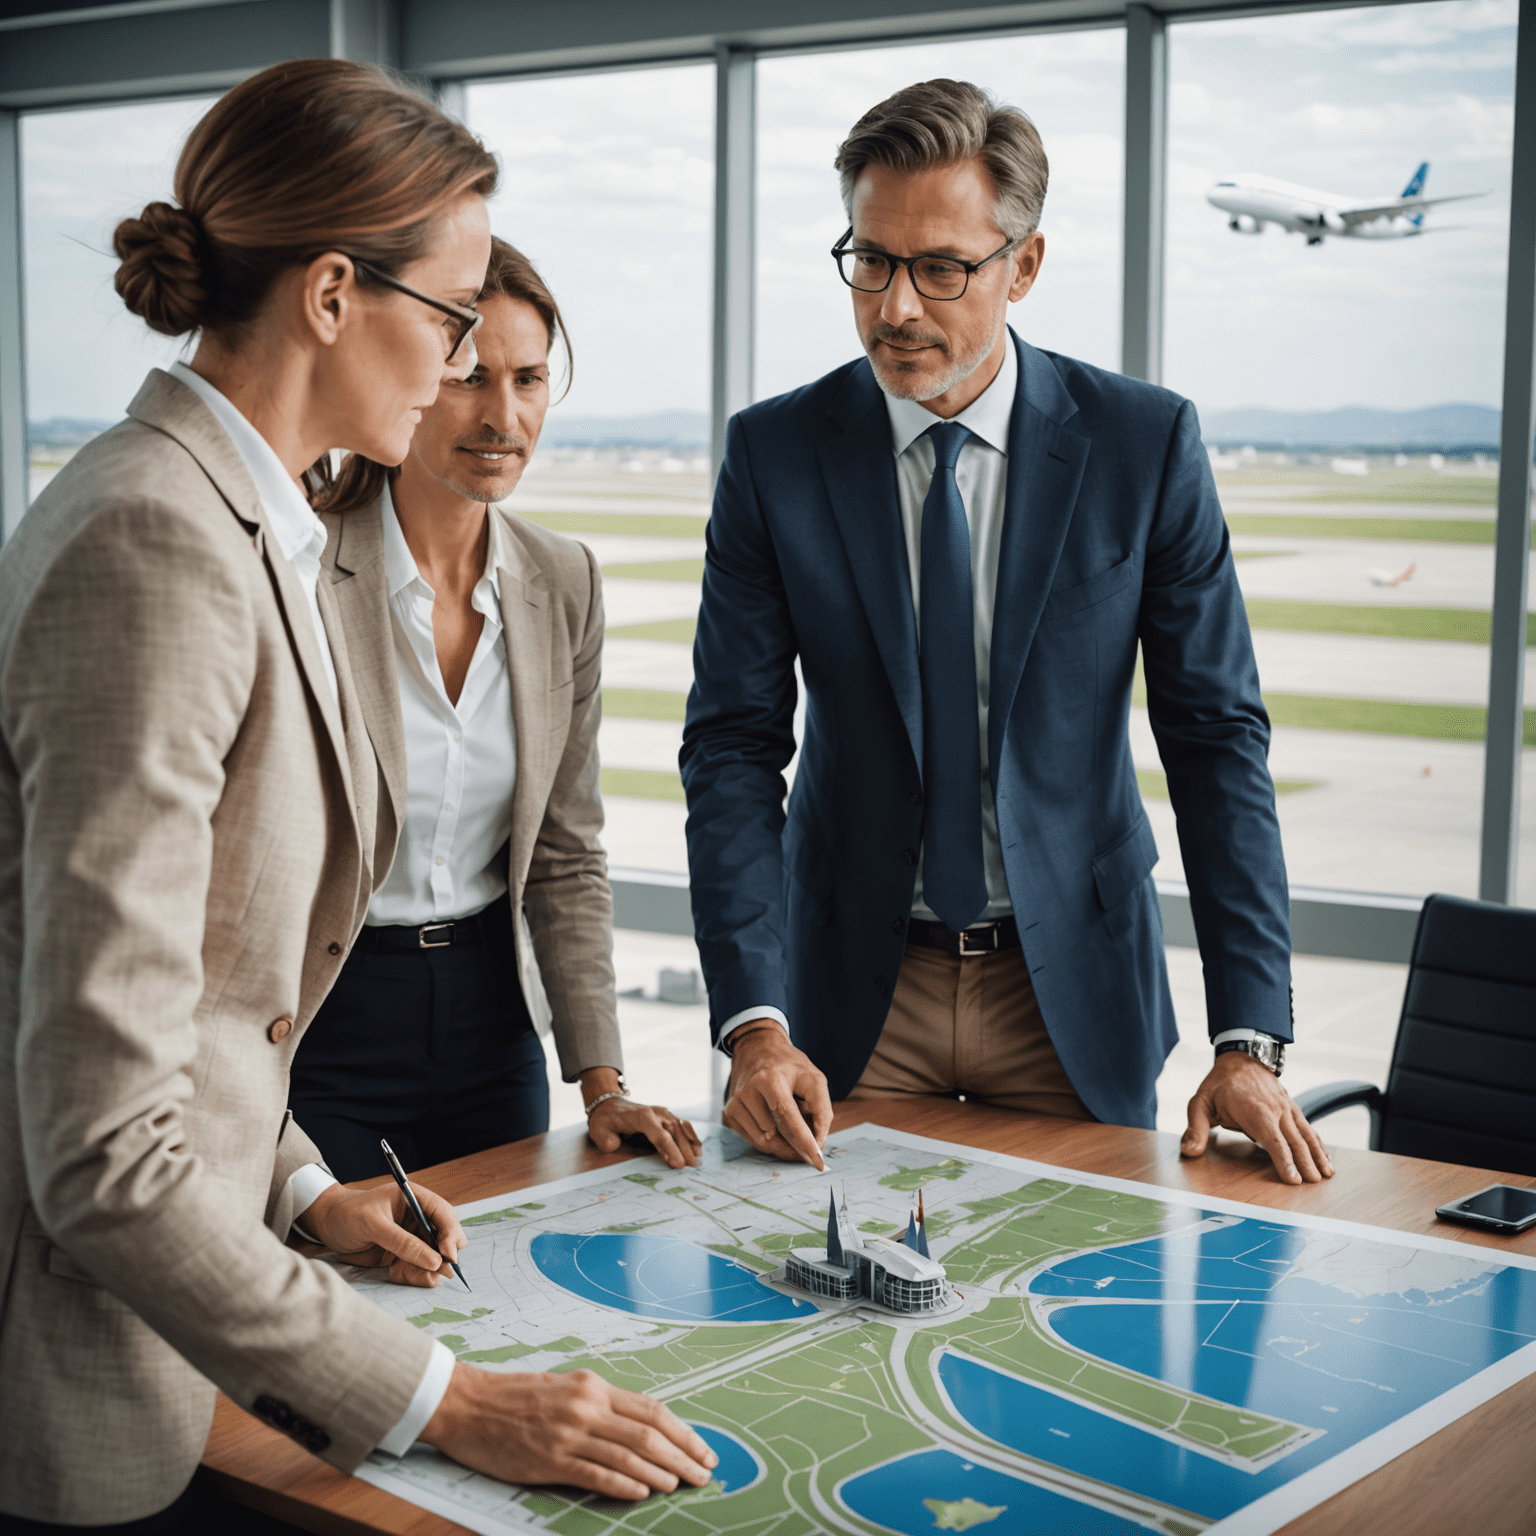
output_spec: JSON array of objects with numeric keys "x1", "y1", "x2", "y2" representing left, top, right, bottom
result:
[
  {"x1": 39, "y1": 402, "x2": 1495, "y2": 455},
  {"x1": 1199, "y1": 403, "x2": 1500, "y2": 451},
  {"x1": 30, "y1": 417, "x2": 115, "y2": 447},
  {"x1": 29, "y1": 410, "x2": 713, "y2": 452},
  {"x1": 540, "y1": 409, "x2": 708, "y2": 448}
]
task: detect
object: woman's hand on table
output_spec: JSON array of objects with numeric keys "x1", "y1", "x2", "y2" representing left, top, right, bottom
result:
[
  {"x1": 581, "y1": 1067, "x2": 702, "y2": 1168},
  {"x1": 424, "y1": 1364, "x2": 717, "y2": 1499}
]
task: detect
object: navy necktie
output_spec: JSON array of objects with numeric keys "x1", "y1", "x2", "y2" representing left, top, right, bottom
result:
[{"x1": 919, "y1": 421, "x2": 988, "y2": 932}]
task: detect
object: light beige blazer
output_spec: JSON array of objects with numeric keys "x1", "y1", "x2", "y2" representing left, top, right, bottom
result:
[
  {"x1": 0, "y1": 372, "x2": 432, "y2": 1524},
  {"x1": 320, "y1": 496, "x2": 622, "y2": 1080}
]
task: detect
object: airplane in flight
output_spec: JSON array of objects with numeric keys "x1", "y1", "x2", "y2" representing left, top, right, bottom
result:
[{"x1": 1206, "y1": 163, "x2": 1482, "y2": 245}]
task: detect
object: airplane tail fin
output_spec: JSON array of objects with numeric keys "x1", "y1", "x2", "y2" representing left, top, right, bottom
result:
[{"x1": 1402, "y1": 161, "x2": 1429, "y2": 224}]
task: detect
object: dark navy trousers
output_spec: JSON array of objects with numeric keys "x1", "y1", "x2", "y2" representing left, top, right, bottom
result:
[{"x1": 287, "y1": 900, "x2": 548, "y2": 1182}]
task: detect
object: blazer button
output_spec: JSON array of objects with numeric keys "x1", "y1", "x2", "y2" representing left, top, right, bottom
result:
[
  {"x1": 327, "y1": 941, "x2": 342, "y2": 956},
  {"x1": 268, "y1": 1016, "x2": 294, "y2": 1044},
  {"x1": 900, "y1": 847, "x2": 917, "y2": 866},
  {"x1": 891, "y1": 918, "x2": 905, "y2": 934},
  {"x1": 875, "y1": 978, "x2": 890, "y2": 998},
  {"x1": 910, "y1": 789, "x2": 922, "y2": 806}
]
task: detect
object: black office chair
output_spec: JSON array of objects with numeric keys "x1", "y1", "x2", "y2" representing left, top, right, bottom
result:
[{"x1": 1294, "y1": 891, "x2": 1536, "y2": 1176}]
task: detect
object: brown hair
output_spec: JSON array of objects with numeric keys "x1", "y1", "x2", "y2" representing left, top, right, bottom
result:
[
  {"x1": 317, "y1": 235, "x2": 571, "y2": 514},
  {"x1": 833, "y1": 78, "x2": 1048, "y2": 240},
  {"x1": 113, "y1": 57, "x2": 499, "y2": 339}
]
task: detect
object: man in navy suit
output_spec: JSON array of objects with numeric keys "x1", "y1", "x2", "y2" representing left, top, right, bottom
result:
[{"x1": 681, "y1": 79, "x2": 1332, "y2": 1186}]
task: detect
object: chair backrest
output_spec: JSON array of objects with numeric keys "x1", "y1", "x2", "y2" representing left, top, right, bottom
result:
[{"x1": 1378, "y1": 892, "x2": 1536, "y2": 1175}]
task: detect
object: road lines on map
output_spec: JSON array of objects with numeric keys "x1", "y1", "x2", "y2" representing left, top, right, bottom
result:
[{"x1": 356, "y1": 1129, "x2": 1488, "y2": 1536}]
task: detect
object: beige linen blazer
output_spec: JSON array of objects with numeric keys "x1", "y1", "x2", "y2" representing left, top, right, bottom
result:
[
  {"x1": 321, "y1": 497, "x2": 622, "y2": 1080},
  {"x1": 0, "y1": 372, "x2": 432, "y2": 1524}
]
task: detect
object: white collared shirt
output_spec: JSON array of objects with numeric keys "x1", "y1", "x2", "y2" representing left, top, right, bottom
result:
[
  {"x1": 884, "y1": 329, "x2": 1017, "y2": 922},
  {"x1": 167, "y1": 364, "x2": 452, "y2": 1452},
  {"x1": 719, "y1": 333, "x2": 1020, "y2": 1048},
  {"x1": 167, "y1": 363, "x2": 337, "y2": 702},
  {"x1": 366, "y1": 482, "x2": 518, "y2": 926}
]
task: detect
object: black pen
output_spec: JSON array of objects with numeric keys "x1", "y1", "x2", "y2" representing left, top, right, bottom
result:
[{"x1": 380, "y1": 1139, "x2": 470, "y2": 1291}]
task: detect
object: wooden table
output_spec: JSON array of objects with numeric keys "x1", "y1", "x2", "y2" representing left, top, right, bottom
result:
[{"x1": 200, "y1": 1102, "x2": 1536, "y2": 1535}]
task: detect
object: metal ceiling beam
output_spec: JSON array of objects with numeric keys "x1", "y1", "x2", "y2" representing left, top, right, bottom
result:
[{"x1": 0, "y1": 0, "x2": 327, "y2": 108}]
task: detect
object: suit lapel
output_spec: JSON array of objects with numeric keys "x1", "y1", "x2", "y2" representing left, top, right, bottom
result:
[
  {"x1": 493, "y1": 513, "x2": 552, "y2": 893},
  {"x1": 258, "y1": 536, "x2": 353, "y2": 801},
  {"x1": 324, "y1": 502, "x2": 406, "y2": 855},
  {"x1": 818, "y1": 365, "x2": 924, "y2": 777},
  {"x1": 987, "y1": 333, "x2": 1091, "y2": 785},
  {"x1": 126, "y1": 370, "x2": 356, "y2": 812}
]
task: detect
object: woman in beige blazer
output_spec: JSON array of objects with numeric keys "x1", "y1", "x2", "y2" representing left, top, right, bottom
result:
[
  {"x1": 297, "y1": 238, "x2": 702, "y2": 1182},
  {"x1": 0, "y1": 66, "x2": 711, "y2": 1534}
]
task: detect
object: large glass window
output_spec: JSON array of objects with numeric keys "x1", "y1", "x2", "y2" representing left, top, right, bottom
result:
[
  {"x1": 467, "y1": 69, "x2": 718, "y2": 1122},
  {"x1": 1158, "y1": 0, "x2": 1521, "y2": 904},
  {"x1": 756, "y1": 30, "x2": 1126, "y2": 402},
  {"x1": 466, "y1": 67, "x2": 713, "y2": 886},
  {"x1": 23, "y1": 96, "x2": 217, "y2": 503}
]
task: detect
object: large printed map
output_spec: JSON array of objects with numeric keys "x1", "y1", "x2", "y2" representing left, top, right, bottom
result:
[{"x1": 348, "y1": 1126, "x2": 1536, "y2": 1536}]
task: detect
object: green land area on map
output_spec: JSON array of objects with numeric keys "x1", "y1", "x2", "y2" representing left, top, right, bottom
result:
[{"x1": 479, "y1": 1167, "x2": 1300, "y2": 1536}]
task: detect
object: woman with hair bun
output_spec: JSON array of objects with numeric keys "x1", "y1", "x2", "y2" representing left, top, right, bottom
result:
[{"x1": 0, "y1": 58, "x2": 712, "y2": 1534}]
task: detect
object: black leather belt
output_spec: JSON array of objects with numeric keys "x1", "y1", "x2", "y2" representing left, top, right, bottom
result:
[
  {"x1": 907, "y1": 915, "x2": 1020, "y2": 959},
  {"x1": 355, "y1": 904, "x2": 504, "y2": 952}
]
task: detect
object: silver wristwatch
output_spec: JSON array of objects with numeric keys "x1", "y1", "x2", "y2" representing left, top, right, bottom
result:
[{"x1": 1215, "y1": 1036, "x2": 1286, "y2": 1077}]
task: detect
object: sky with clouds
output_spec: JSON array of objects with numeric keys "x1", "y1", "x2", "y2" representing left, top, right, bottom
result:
[{"x1": 20, "y1": 0, "x2": 1519, "y2": 428}]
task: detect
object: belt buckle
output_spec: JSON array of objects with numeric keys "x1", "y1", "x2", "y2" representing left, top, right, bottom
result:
[
  {"x1": 956, "y1": 923, "x2": 998, "y2": 958},
  {"x1": 418, "y1": 922, "x2": 454, "y2": 949}
]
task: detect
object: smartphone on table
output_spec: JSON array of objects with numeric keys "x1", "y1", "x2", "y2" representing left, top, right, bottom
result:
[{"x1": 1435, "y1": 1183, "x2": 1536, "y2": 1235}]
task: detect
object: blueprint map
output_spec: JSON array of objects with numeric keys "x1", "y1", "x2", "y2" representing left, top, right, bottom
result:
[{"x1": 347, "y1": 1125, "x2": 1536, "y2": 1536}]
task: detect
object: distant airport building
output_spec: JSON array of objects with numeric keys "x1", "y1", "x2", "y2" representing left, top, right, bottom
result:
[{"x1": 785, "y1": 1191, "x2": 949, "y2": 1313}]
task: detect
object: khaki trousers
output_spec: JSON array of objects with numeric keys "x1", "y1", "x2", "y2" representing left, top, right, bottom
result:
[{"x1": 847, "y1": 943, "x2": 1093, "y2": 1119}]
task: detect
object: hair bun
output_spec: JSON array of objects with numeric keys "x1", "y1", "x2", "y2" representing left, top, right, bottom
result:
[{"x1": 112, "y1": 201, "x2": 208, "y2": 337}]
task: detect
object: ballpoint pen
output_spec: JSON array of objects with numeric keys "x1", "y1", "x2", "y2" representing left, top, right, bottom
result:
[{"x1": 380, "y1": 1139, "x2": 470, "y2": 1291}]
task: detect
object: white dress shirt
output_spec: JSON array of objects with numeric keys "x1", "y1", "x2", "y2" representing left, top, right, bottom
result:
[
  {"x1": 366, "y1": 482, "x2": 518, "y2": 926},
  {"x1": 720, "y1": 334, "x2": 1019, "y2": 1047},
  {"x1": 167, "y1": 364, "x2": 452, "y2": 1453}
]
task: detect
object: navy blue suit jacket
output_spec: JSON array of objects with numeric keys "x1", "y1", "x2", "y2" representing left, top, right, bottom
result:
[{"x1": 680, "y1": 331, "x2": 1291, "y2": 1128}]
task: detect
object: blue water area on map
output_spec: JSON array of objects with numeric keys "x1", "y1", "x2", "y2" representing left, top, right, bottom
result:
[
  {"x1": 690, "y1": 1425, "x2": 761, "y2": 1494},
  {"x1": 939, "y1": 1353, "x2": 1265, "y2": 1519},
  {"x1": 839, "y1": 1447, "x2": 1144, "y2": 1535},
  {"x1": 990, "y1": 1214, "x2": 1536, "y2": 1518},
  {"x1": 529, "y1": 1232, "x2": 816, "y2": 1323}
]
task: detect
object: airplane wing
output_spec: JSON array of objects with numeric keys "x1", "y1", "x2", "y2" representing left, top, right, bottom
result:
[{"x1": 1341, "y1": 192, "x2": 1485, "y2": 226}]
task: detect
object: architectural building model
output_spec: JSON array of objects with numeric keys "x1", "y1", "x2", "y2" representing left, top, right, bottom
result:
[{"x1": 784, "y1": 1188, "x2": 951, "y2": 1313}]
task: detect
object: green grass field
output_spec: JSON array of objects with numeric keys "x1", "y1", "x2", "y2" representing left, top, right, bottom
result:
[
  {"x1": 603, "y1": 558, "x2": 708, "y2": 581},
  {"x1": 600, "y1": 767, "x2": 687, "y2": 802},
  {"x1": 608, "y1": 617, "x2": 699, "y2": 642},
  {"x1": 516, "y1": 510, "x2": 708, "y2": 539},
  {"x1": 1223, "y1": 512, "x2": 1533, "y2": 545},
  {"x1": 603, "y1": 688, "x2": 688, "y2": 721},
  {"x1": 1244, "y1": 599, "x2": 1536, "y2": 645}
]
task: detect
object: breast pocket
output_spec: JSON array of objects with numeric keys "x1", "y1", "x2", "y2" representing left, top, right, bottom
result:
[{"x1": 1043, "y1": 553, "x2": 1139, "y2": 623}]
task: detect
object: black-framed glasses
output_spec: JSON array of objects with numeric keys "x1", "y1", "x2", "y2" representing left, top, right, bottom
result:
[
  {"x1": 831, "y1": 227, "x2": 1019, "y2": 301},
  {"x1": 352, "y1": 258, "x2": 483, "y2": 361}
]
